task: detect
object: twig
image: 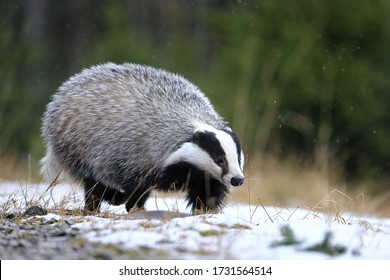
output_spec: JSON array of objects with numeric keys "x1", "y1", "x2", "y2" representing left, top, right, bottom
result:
[{"x1": 258, "y1": 197, "x2": 274, "y2": 223}]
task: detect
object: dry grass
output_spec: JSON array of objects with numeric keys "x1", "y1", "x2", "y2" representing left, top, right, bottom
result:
[
  {"x1": 0, "y1": 155, "x2": 31, "y2": 182},
  {"x1": 232, "y1": 155, "x2": 390, "y2": 218}
]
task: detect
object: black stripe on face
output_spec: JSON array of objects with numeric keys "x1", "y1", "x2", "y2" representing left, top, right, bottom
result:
[
  {"x1": 222, "y1": 129, "x2": 242, "y2": 167},
  {"x1": 192, "y1": 130, "x2": 228, "y2": 175}
]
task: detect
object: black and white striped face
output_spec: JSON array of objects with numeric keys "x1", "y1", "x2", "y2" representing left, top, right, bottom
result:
[{"x1": 163, "y1": 124, "x2": 244, "y2": 187}]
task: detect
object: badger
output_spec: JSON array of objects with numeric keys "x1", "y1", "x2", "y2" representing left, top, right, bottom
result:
[{"x1": 40, "y1": 62, "x2": 244, "y2": 214}]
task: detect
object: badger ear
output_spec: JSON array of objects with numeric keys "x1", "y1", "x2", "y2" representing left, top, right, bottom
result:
[{"x1": 192, "y1": 130, "x2": 205, "y2": 144}]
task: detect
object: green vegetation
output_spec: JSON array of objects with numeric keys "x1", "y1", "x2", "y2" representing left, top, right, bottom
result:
[
  {"x1": 1, "y1": 1, "x2": 389, "y2": 192},
  {"x1": 271, "y1": 225, "x2": 302, "y2": 247},
  {"x1": 304, "y1": 231, "x2": 347, "y2": 256},
  {"x1": 271, "y1": 225, "x2": 347, "y2": 256},
  {"x1": 199, "y1": 229, "x2": 225, "y2": 237}
]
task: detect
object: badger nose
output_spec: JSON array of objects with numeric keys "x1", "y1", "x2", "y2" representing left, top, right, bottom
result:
[{"x1": 231, "y1": 176, "x2": 244, "y2": 187}]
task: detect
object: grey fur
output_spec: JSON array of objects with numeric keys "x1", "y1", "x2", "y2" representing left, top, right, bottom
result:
[{"x1": 40, "y1": 62, "x2": 243, "y2": 212}]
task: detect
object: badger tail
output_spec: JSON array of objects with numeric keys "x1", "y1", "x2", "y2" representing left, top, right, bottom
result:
[{"x1": 40, "y1": 146, "x2": 70, "y2": 183}]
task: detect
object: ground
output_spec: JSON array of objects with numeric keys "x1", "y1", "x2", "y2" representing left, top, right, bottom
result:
[{"x1": 0, "y1": 180, "x2": 389, "y2": 259}]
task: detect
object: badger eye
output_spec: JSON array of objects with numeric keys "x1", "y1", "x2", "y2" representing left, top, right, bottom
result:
[{"x1": 214, "y1": 156, "x2": 225, "y2": 166}]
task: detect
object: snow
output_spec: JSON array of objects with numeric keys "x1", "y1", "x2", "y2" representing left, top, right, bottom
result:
[{"x1": 1, "y1": 180, "x2": 389, "y2": 259}]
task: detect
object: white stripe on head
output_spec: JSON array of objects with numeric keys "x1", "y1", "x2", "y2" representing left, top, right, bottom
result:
[
  {"x1": 213, "y1": 129, "x2": 244, "y2": 185},
  {"x1": 162, "y1": 142, "x2": 222, "y2": 179}
]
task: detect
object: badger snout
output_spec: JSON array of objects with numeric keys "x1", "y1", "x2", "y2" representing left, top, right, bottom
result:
[{"x1": 230, "y1": 175, "x2": 244, "y2": 187}]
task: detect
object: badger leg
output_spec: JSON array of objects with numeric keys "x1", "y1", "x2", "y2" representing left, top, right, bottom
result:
[
  {"x1": 83, "y1": 178, "x2": 103, "y2": 213},
  {"x1": 157, "y1": 165, "x2": 230, "y2": 214},
  {"x1": 186, "y1": 173, "x2": 230, "y2": 214},
  {"x1": 83, "y1": 178, "x2": 127, "y2": 212},
  {"x1": 124, "y1": 186, "x2": 151, "y2": 212}
]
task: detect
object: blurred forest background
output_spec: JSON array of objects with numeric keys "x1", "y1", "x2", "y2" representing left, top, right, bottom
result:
[{"x1": 0, "y1": 1, "x2": 389, "y2": 211}]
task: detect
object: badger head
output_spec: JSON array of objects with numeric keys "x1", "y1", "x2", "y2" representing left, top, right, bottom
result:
[{"x1": 162, "y1": 123, "x2": 245, "y2": 188}]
